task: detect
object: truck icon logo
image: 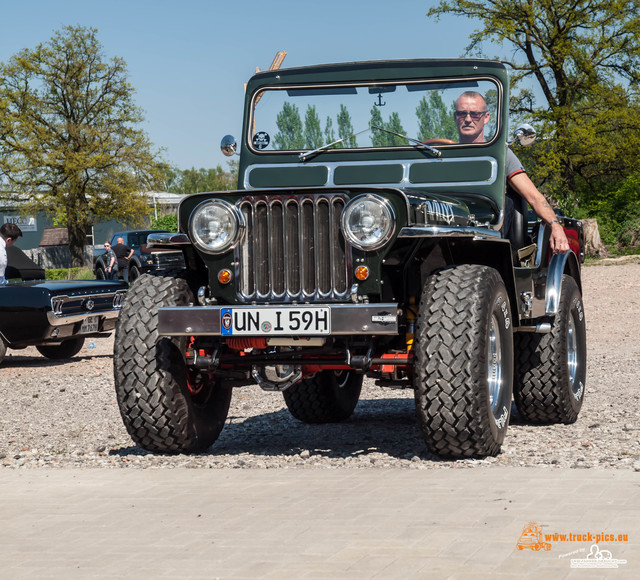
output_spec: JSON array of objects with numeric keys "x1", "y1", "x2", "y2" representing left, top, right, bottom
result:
[{"x1": 516, "y1": 522, "x2": 552, "y2": 551}]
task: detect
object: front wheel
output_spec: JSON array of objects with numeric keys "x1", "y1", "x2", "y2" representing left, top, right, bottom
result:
[
  {"x1": 283, "y1": 370, "x2": 362, "y2": 423},
  {"x1": 514, "y1": 275, "x2": 586, "y2": 423},
  {"x1": 113, "y1": 273, "x2": 232, "y2": 453},
  {"x1": 413, "y1": 265, "x2": 514, "y2": 458},
  {"x1": 36, "y1": 337, "x2": 84, "y2": 360}
]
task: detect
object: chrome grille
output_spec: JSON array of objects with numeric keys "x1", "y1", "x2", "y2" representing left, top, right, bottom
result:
[
  {"x1": 237, "y1": 194, "x2": 350, "y2": 302},
  {"x1": 153, "y1": 251, "x2": 185, "y2": 270},
  {"x1": 113, "y1": 289, "x2": 127, "y2": 309},
  {"x1": 51, "y1": 296, "x2": 66, "y2": 316},
  {"x1": 49, "y1": 290, "x2": 128, "y2": 317}
]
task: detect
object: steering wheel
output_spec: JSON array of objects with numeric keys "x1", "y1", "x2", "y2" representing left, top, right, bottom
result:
[{"x1": 421, "y1": 138, "x2": 458, "y2": 145}]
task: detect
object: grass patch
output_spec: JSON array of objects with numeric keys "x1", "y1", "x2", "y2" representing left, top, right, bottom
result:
[{"x1": 45, "y1": 267, "x2": 95, "y2": 280}]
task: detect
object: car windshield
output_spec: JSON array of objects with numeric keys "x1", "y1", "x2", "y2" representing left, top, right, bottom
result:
[{"x1": 250, "y1": 77, "x2": 500, "y2": 153}]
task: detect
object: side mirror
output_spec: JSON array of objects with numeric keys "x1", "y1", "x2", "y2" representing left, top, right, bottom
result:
[
  {"x1": 513, "y1": 124, "x2": 536, "y2": 147},
  {"x1": 220, "y1": 135, "x2": 237, "y2": 157}
]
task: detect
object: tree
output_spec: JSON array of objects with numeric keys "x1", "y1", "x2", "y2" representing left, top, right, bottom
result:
[
  {"x1": 416, "y1": 92, "x2": 458, "y2": 141},
  {"x1": 370, "y1": 106, "x2": 387, "y2": 147},
  {"x1": 385, "y1": 112, "x2": 408, "y2": 146},
  {"x1": 304, "y1": 105, "x2": 323, "y2": 149},
  {"x1": 336, "y1": 105, "x2": 357, "y2": 147},
  {"x1": 151, "y1": 213, "x2": 178, "y2": 232},
  {"x1": 324, "y1": 116, "x2": 336, "y2": 144},
  {"x1": 370, "y1": 107, "x2": 409, "y2": 146},
  {"x1": 427, "y1": 0, "x2": 640, "y2": 203},
  {"x1": 273, "y1": 102, "x2": 304, "y2": 150},
  {"x1": 166, "y1": 163, "x2": 237, "y2": 194},
  {"x1": 0, "y1": 26, "x2": 164, "y2": 266}
]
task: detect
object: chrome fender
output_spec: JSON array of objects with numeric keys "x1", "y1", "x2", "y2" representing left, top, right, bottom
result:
[{"x1": 545, "y1": 251, "x2": 581, "y2": 315}]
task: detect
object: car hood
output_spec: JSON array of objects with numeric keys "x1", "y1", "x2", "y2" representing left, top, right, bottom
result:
[{"x1": 4, "y1": 279, "x2": 129, "y2": 293}]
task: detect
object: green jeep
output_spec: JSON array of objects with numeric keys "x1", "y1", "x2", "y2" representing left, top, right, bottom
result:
[{"x1": 114, "y1": 59, "x2": 586, "y2": 458}]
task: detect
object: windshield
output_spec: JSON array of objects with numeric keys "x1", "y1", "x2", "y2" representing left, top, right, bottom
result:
[{"x1": 249, "y1": 77, "x2": 500, "y2": 153}]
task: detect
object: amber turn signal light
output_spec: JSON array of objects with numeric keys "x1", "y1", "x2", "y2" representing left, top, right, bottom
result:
[
  {"x1": 354, "y1": 265, "x2": 369, "y2": 281},
  {"x1": 218, "y1": 269, "x2": 232, "y2": 284}
]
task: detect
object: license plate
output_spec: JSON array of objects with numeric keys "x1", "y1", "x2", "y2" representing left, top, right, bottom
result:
[
  {"x1": 80, "y1": 316, "x2": 99, "y2": 334},
  {"x1": 220, "y1": 307, "x2": 330, "y2": 336}
]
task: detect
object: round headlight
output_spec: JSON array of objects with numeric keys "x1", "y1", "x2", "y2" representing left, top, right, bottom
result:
[
  {"x1": 189, "y1": 200, "x2": 244, "y2": 254},
  {"x1": 341, "y1": 194, "x2": 395, "y2": 250}
]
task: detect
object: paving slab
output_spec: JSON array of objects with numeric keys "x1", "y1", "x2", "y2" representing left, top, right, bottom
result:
[{"x1": 0, "y1": 468, "x2": 637, "y2": 579}]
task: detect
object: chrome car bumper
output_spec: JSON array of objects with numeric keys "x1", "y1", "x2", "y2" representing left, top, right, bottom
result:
[{"x1": 46, "y1": 309, "x2": 122, "y2": 327}]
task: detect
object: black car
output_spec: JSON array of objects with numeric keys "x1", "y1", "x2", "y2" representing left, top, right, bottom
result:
[{"x1": 0, "y1": 246, "x2": 127, "y2": 364}]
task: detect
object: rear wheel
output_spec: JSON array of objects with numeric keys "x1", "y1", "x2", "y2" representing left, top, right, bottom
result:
[
  {"x1": 114, "y1": 273, "x2": 232, "y2": 453},
  {"x1": 283, "y1": 370, "x2": 362, "y2": 423},
  {"x1": 514, "y1": 275, "x2": 586, "y2": 423},
  {"x1": 36, "y1": 337, "x2": 84, "y2": 360},
  {"x1": 413, "y1": 265, "x2": 514, "y2": 458},
  {"x1": 129, "y1": 265, "x2": 141, "y2": 283}
]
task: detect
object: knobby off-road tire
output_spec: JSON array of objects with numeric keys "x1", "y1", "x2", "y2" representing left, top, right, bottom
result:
[
  {"x1": 36, "y1": 337, "x2": 85, "y2": 360},
  {"x1": 113, "y1": 273, "x2": 232, "y2": 454},
  {"x1": 283, "y1": 370, "x2": 363, "y2": 423},
  {"x1": 0, "y1": 339, "x2": 6, "y2": 365},
  {"x1": 413, "y1": 265, "x2": 514, "y2": 458},
  {"x1": 514, "y1": 275, "x2": 586, "y2": 424}
]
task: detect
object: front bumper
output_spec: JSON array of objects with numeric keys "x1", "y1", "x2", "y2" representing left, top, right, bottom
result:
[
  {"x1": 43, "y1": 310, "x2": 121, "y2": 341},
  {"x1": 46, "y1": 309, "x2": 121, "y2": 327},
  {"x1": 158, "y1": 303, "x2": 399, "y2": 336}
]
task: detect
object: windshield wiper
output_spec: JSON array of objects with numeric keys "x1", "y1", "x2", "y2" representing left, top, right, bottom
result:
[
  {"x1": 298, "y1": 127, "x2": 372, "y2": 162},
  {"x1": 370, "y1": 124, "x2": 442, "y2": 158}
]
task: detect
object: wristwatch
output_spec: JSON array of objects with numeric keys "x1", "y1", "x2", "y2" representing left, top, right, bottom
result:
[{"x1": 549, "y1": 219, "x2": 562, "y2": 226}]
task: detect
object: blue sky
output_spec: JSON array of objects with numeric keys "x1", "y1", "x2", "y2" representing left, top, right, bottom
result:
[{"x1": 0, "y1": 0, "x2": 497, "y2": 171}]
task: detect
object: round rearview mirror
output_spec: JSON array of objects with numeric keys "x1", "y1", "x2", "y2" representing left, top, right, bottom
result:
[
  {"x1": 220, "y1": 135, "x2": 237, "y2": 157},
  {"x1": 514, "y1": 124, "x2": 536, "y2": 147}
]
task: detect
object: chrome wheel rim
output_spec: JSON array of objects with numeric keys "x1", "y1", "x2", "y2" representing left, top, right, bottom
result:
[
  {"x1": 567, "y1": 314, "x2": 578, "y2": 390},
  {"x1": 487, "y1": 313, "x2": 504, "y2": 415}
]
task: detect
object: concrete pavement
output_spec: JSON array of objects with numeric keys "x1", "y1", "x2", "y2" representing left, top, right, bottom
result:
[{"x1": 0, "y1": 467, "x2": 638, "y2": 579}]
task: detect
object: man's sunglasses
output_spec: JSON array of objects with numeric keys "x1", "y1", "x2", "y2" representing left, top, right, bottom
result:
[{"x1": 454, "y1": 110, "x2": 487, "y2": 121}]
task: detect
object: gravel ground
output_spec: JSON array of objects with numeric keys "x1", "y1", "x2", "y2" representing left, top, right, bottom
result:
[{"x1": 1, "y1": 259, "x2": 639, "y2": 470}]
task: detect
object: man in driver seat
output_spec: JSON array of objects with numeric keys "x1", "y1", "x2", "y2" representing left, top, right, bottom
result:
[{"x1": 454, "y1": 91, "x2": 569, "y2": 255}]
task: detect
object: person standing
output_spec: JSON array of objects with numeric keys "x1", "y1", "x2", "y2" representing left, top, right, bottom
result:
[
  {"x1": 103, "y1": 241, "x2": 118, "y2": 280},
  {"x1": 0, "y1": 223, "x2": 23, "y2": 285},
  {"x1": 112, "y1": 236, "x2": 134, "y2": 283}
]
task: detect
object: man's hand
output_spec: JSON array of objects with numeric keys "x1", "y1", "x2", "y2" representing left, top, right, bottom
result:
[
  {"x1": 509, "y1": 172, "x2": 571, "y2": 254},
  {"x1": 550, "y1": 222, "x2": 570, "y2": 254}
]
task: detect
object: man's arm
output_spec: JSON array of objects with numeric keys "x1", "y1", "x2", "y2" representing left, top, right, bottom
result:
[
  {"x1": 0, "y1": 242, "x2": 7, "y2": 284},
  {"x1": 508, "y1": 172, "x2": 570, "y2": 254}
]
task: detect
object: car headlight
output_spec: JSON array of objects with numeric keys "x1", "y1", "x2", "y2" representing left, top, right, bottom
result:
[
  {"x1": 341, "y1": 194, "x2": 395, "y2": 250},
  {"x1": 189, "y1": 200, "x2": 244, "y2": 254}
]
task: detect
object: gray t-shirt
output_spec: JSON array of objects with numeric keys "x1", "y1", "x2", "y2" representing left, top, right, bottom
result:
[{"x1": 506, "y1": 147, "x2": 525, "y2": 179}]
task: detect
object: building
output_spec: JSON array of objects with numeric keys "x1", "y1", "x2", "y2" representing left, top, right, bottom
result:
[
  {"x1": 0, "y1": 191, "x2": 182, "y2": 251},
  {"x1": 0, "y1": 191, "x2": 183, "y2": 267}
]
